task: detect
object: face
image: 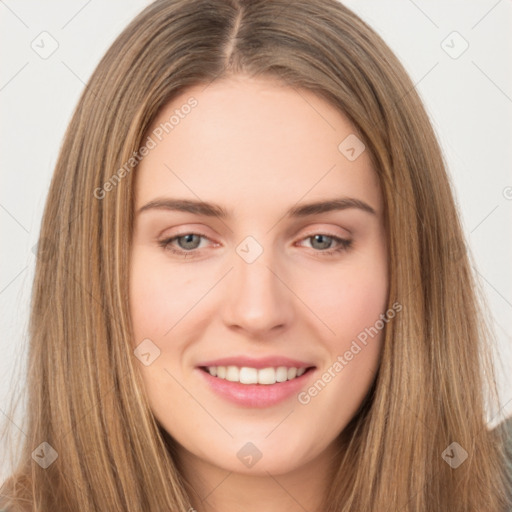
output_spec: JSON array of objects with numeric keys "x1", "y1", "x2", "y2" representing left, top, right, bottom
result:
[{"x1": 129, "y1": 75, "x2": 388, "y2": 476}]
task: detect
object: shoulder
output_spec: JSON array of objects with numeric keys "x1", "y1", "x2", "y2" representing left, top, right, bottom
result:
[
  {"x1": 502, "y1": 415, "x2": 512, "y2": 461},
  {"x1": 495, "y1": 415, "x2": 512, "y2": 510}
]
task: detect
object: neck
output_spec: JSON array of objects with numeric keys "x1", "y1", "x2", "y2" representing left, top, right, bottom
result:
[{"x1": 177, "y1": 441, "x2": 339, "y2": 512}]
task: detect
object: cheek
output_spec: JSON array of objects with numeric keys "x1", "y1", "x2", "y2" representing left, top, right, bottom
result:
[
  {"x1": 130, "y1": 269, "x2": 167, "y2": 343},
  {"x1": 129, "y1": 250, "x2": 202, "y2": 342},
  {"x1": 299, "y1": 259, "x2": 388, "y2": 344},
  {"x1": 295, "y1": 264, "x2": 387, "y2": 424},
  {"x1": 129, "y1": 252, "x2": 191, "y2": 418}
]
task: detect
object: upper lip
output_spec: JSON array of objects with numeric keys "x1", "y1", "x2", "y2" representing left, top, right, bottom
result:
[{"x1": 197, "y1": 356, "x2": 316, "y2": 370}]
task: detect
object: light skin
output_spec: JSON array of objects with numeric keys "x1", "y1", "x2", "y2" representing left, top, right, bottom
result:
[{"x1": 129, "y1": 75, "x2": 388, "y2": 512}]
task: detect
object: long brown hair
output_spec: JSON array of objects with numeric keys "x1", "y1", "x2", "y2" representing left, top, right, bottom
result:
[{"x1": 1, "y1": 0, "x2": 510, "y2": 510}]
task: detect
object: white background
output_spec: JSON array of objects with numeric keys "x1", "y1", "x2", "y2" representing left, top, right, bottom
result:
[{"x1": 1, "y1": 0, "x2": 511, "y2": 477}]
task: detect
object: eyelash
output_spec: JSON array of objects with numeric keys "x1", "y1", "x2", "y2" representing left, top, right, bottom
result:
[{"x1": 158, "y1": 232, "x2": 353, "y2": 259}]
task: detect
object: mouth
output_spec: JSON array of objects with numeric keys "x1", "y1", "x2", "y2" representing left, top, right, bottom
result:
[
  {"x1": 198, "y1": 365, "x2": 315, "y2": 385},
  {"x1": 195, "y1": 360, "x2": 317, "y2": 408}
]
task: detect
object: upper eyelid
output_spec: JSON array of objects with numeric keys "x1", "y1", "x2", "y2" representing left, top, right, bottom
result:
[
  {"x1": 162, "y1": 230, "x2": 349, "y2": 248},
  {"x1": 160, "y1": 222, "x2": 351, "y2": 240}
]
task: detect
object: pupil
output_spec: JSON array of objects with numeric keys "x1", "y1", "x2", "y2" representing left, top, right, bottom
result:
[
  {"x1": 180, "y1": 234, "x2": 199, "y2": 250},
  {"x1": 313, "y1": 234, "x2": 331, "y2": 250}
]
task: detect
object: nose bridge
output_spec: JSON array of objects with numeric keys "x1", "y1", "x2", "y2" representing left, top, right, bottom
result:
[{"x1": 222, "y1": 234, "x2": 293, "y2": 333}]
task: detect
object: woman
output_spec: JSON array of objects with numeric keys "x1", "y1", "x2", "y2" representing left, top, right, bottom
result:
[{"x1": 1, "y1": 0, "x2": 511, "y2": 510}]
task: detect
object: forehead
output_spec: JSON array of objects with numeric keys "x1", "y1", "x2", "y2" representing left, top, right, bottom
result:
[{"x1": 135, "y1": 76, "x2": 382, "y2": 215}]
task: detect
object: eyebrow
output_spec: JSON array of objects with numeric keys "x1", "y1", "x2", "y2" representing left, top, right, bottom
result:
[{"x1": 137, "y1": 197, "x2": 376, "y2": 218}]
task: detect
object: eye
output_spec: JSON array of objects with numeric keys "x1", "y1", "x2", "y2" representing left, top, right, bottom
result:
[
  {"x1": 297, "y1": 234, "x2": 353, "y2": 257},
  {"x1": 158, "y1": 232, "x2": 211, "y2": 258},
  {"x1": 158, "y1": 232, "x2": 353, "y2": 259}
]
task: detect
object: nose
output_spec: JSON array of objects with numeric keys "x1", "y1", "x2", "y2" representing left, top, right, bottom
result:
[{"x1": 220, "y1": 242, "x2": 295, "y2": 338}]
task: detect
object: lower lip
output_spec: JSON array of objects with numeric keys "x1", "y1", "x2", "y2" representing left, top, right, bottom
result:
[{"x1": 196, "y1": 367, "x2": 316, "y2": 408}]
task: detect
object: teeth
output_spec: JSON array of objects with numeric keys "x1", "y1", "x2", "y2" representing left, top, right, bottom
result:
[
  {"x1": 258, "y1": 367, "x2": 277, "y2": 385},
  {"x1": 225, "y1": 366, "x2": 239, "y2": 382},
  {"x1": 239, "y1": 367, "x2": 258, "y2": 384},
  {"x1": 275, "y1": 367, "x2": 288, "y2": 382},
  {"x1": 204, "y1": 365, "x2": 310, "y2": 385}
]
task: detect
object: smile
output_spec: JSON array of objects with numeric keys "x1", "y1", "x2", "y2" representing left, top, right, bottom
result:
[
  {"x1": 201, "y1": 365, "x2": 310, "y2": 385},
  {"x1": 196, "y1": 364, "x2": 316, "y2": 408}
]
